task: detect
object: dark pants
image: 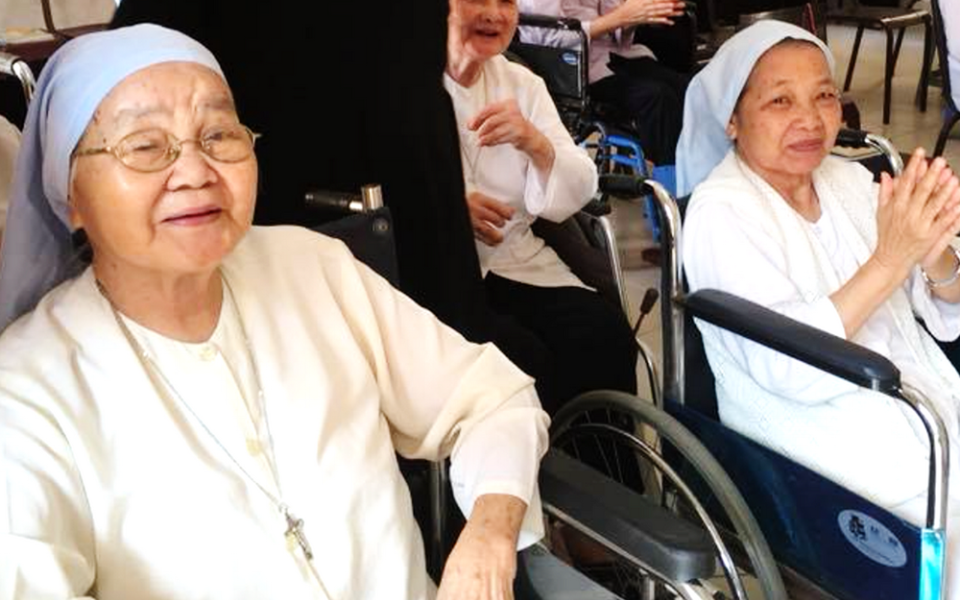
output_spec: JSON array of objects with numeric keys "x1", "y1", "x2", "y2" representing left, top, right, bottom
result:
[
  {"x1": 484, "y1": 273, "x2": 638, "y2": 415},
  {"x1": 589, "y1": 55, "x2": 689, "y2": 165}
]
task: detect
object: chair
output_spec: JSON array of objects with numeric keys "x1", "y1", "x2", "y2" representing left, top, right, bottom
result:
[
  {"x1": 828, "y1": 0, "x2": 934, "y2": 125},
  {"x1": 930, "y1": 0, "x2": 959, "y2": 157},
  {"x1": 626, "y1": 131, "x2": 953, "y2": 600}
]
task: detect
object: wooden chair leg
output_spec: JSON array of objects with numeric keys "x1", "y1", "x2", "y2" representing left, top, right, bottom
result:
[
  {"x1": 891, "y1": 26, "x2": 906, "y2": 73},
  {"x1": 934, "y1": 111, "x2": 960, "y2": 157},
  {"x1": 843, "y1": 25, "x2": 865, "y2": 92},
  {"x1": 884, "y1": 28, "x2": 895, "y2": 124},
  {"x1": 915, "y1": 19, "x2": 932, "y2": 112}
]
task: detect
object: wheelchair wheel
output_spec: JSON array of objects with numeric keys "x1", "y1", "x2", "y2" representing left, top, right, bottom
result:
[{"x1": 550, "y1": 390, "x2": 787, "y2": 600}]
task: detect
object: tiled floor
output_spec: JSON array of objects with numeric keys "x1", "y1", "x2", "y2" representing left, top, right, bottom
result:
[{"x1": 611, "y1": 17, "x2": 959, "y2": 596}]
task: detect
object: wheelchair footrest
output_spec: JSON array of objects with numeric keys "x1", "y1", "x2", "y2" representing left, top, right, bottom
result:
[{"x1": 539, "y1": 449, "x2": 717, "y2": 584}]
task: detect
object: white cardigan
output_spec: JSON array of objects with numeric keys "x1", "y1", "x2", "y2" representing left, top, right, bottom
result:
[
  {"x1": 684, "y1": 152, "x2": 960, "y2": 511},
  {"x1": 0, "y1": 226, "x2": 548, "y2": 600},
  {"x1": 445, "y1": 55, "x2": 598, "y2": 289}
]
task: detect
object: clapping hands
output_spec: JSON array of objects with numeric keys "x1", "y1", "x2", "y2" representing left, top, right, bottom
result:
[{"x1": 874, "y1": 149, "x2": 960, "y2": 278}]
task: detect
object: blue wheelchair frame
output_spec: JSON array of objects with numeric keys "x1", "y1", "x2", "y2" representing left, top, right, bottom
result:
[
  {"x1": 632, "y1": 157, "x2": 951, "y2": 600},
  {"x1": 511, "y1": 14, "x2": 677, "y2": 244}
]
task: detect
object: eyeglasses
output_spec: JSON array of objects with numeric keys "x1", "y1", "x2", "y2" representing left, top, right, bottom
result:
[{"x1": 73, "y1": 123, "x2": 260, "y2": 173}]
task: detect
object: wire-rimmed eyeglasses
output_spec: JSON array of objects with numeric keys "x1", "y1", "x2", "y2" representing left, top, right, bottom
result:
[{"x1": 73, "y1": 123, "x2": 260, "y2": 173}]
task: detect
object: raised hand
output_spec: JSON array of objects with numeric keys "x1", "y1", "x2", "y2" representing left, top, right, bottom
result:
[
  {"x1": 469, "y1": 99, "x2": 541, "y2": 152},
  {"x1": 467, "y1": 191, "x2": 516, "y2": 246},
  {"x1": 468, "y1": 99, "x2": 556, "y2": 172},
  {"x1": 613, "y1": 0, "x2": 686, "y2": 27},
  {"x1": 875, "y1": 150, "x2": 960, "y2": 278}
]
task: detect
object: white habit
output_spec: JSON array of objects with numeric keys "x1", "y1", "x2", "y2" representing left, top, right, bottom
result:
[
  {"x1": 0, "y1": 226, "x2": 549, "y2": 600},
  {"x1": 683, "y1": 152, "x2": 960, "y2": 513},
  {"x1": 444, "y1": 54, "x2": 598, "y2": 289}
]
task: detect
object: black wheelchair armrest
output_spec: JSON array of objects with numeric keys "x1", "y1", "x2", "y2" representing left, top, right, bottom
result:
[
  {"x1": 682, "y1": 289, "x2": 900, "y2": 393},
  {"x1": 538, "y1": 449, "x2": 716, "y2": 583},
  {"x1": 518, "y1": 12, "x2": 583, "y2": 32}
]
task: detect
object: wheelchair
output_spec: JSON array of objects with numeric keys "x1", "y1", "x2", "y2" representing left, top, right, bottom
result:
[
  {"x1": 0, "y1": 52, "x2": 37, "y2": 241},
  {"x1": 601, "y1": 129, "x2": 951, "y2": 600},
  {"x1": 309, "y1": 185, "x2": 791, "y2": 599},
  {"x1": 0, "y1": 52, "x2": 37, "y2": 106},
  {"x1": 509, "y1": 11, "x2": 679, "y2": 239}
]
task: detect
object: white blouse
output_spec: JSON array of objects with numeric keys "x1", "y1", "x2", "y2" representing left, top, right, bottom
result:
[
  {"x1": 0, "y1": 226, "x2": 549, "y2": 600},
  {"x1": 444, "y1": 55, "x2": 598, "y2": 289}
]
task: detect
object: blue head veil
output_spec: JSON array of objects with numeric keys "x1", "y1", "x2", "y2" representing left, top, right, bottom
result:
[
  {"x1": 0, "y1": 24, "x2": 224, "y2": 332},
  {"x1": 674, "y1": 21, "x2": 835, "y2": 197}
]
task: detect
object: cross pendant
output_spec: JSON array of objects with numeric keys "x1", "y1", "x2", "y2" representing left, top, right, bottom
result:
[{"x1": 283, "y1": 508, "x2": 314, "y2": 560}]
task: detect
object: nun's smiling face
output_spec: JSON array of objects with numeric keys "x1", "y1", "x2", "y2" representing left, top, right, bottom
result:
[
  {"x1": 727, "y1": 41, "x2": 842, "y2": 191},
  {"x1": 449, "y1": 0, "x2": 519, "y2": 62},
  {"x1": 69, "y1": 62, "x2": 257, "y2": 282}
]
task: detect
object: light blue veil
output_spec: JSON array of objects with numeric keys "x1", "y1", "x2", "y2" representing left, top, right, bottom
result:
[
  {"x1": 0, "y1": 24, "x2": 224, "y2": 332},
  {"x1": 674, "y1": 21, "x2": 835, "y2": 197}
]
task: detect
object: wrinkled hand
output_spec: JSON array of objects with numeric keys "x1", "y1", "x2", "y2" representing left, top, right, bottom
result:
[
  {"x1": 614, "y1": 0, "x2": 685, "y2": 27},
  {"x1": 874, "y1": 149, "x2": 960, "y2": 277},
  {"x1": 436, "y1": 495, "x2": 525, "y2": 600},
  {"x1": 467, "y1": 191, "x2": 515, "y2": 246},
  {"x1": 469, "y1": 99, "x2": 543, "y2": 153}
]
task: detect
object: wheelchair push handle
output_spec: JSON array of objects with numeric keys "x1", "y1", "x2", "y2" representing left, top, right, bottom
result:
[
  {"x1": 835, "y1": 128, "x2": 868, "y2": 147},
  {"x1": 833, "y1": 129, "x2": 904, "y2": 176},
  {"x1": 0, "y1": 52, "x2": 37, "y2": 104},
  {"x1": 598, "y1": 173, "x2": 648, "y2": 198},
  {"x1": 305, "y1": 184, "x2": 383, "y2": 214}
]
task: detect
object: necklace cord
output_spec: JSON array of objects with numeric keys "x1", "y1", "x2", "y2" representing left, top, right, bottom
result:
[{"x1": 95, "y1": 275, "x2": 320, "y2": 566}]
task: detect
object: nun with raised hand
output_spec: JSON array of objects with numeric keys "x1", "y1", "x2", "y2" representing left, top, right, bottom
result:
[
  {"x1": 0, "y1": 24, "x2": 549, "y2": 600},
  {"x1": 677, "y1": 21, "x2": 960, "y2": 598}
]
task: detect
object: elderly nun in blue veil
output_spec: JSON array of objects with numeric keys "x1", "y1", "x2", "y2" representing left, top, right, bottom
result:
[
  {"x1": 676, "y1": 20, "x2": 960, "y2": 596},
  {"x1": 0, "y1": 24, "x2": 548, "y2": 600}
]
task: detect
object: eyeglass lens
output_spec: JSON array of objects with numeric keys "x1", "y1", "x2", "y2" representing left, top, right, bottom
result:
[{"x1": 115, "y1": 125, "x2": 255, "y2": 171}]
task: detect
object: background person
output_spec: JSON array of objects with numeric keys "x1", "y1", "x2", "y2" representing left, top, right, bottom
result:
[
  {"x1": 446, "y1": 0, "x2": 638, "y2": 413},
  {"x1": 0, "y1": 25, "x2": 548, "y2": 600},
  {"x1": 677, "y1": 21, "x2": 960, "y2": 597},
  {"x1": 519, "y1": 0, "x2": 687, "y2": 164}
]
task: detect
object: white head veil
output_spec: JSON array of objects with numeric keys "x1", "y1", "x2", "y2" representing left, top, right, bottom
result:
[
  {"x1": 674, "y1": 21, "x2": 834, "y2": 197},
  {"x1": 0, "y1": 24, "x2": 224, "y2": 332}
]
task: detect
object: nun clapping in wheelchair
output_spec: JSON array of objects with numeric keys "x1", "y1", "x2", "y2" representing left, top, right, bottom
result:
[
  {"x1": 678, "y1": 21, "x2": 960, "y2": 596},
  {"x1": 445, "y1": 0, "x2": 638, "y2": 413}
]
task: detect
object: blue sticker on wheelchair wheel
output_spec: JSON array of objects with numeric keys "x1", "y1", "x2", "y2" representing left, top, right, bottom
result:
[
  {"x1": 838, "y1": 510, "x2": 908, "y2": 567},
  {"x1": 561, "y1": 52, "x2": 579, "y2": 66}
]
